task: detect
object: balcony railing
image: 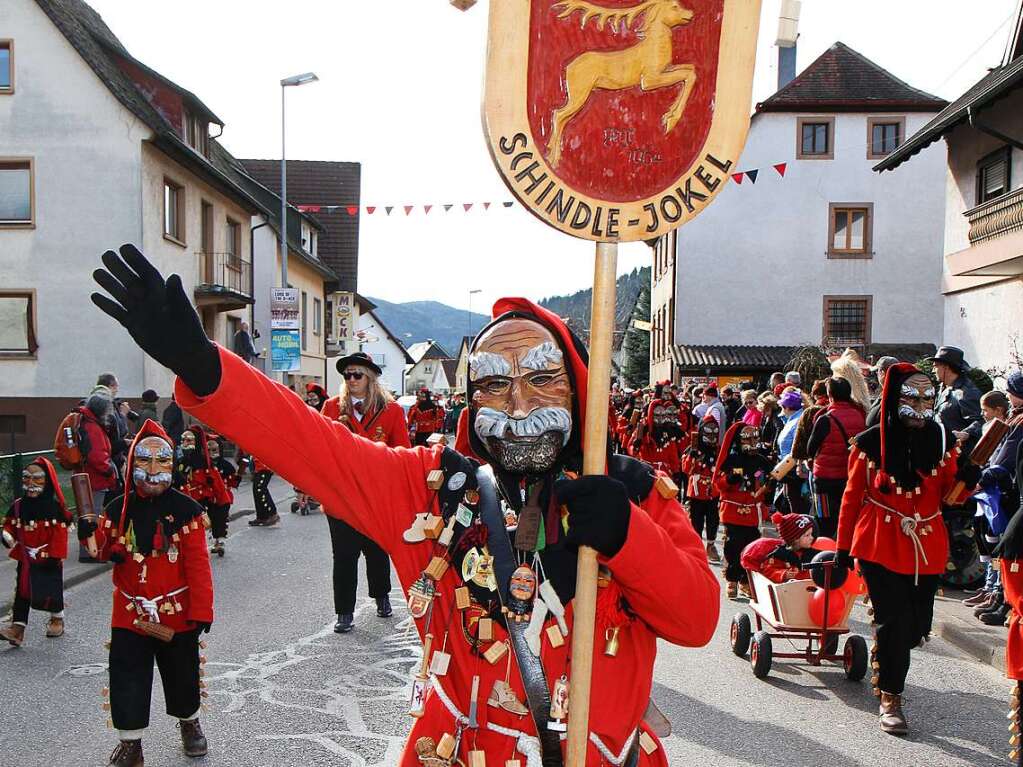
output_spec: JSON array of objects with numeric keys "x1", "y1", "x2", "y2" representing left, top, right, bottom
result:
[
  {"x1": 966, "y1": 187, "x2": 1023, "y2": 245},
  {"x1": 195, "y1": 252, "x2": 253, "y2": 302}
]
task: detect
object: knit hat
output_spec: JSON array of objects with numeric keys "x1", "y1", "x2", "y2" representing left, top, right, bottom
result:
[
  {"x1": 771, "y1": 512, "x2": 814, "y2": 546},
  {"x1": 141, "y1": 389, "x2": 159, "y2": 403},
  {"x1": 1008, "y1": 370, "x2": 1023, "y2": 399},
  {"x1": 779, "y1": 391, "x2": 803, "y2": 410}
]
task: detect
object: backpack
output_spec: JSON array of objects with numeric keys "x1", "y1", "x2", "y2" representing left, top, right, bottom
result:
[{"x1": 54, "y1": 411, "x2": 83, "y2": 470}]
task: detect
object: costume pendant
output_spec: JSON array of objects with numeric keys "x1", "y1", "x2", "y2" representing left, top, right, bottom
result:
[
  {"x1": 524, "y1": 599, "x2": 549, "y2": 656},
  {"x1": 454, "y1": 586, "x2": 472, "y2": 610},
  {"x1": 403, "y1": 513, "x2": 433, "y2": 543},
  {"x1": 545, "y1": 624, "x2": 565, "y2": 648},
  {"x1": 639, "y1": 731, "x2": 659, "y2": 754},
  {"x1": 424, "y1": 516, "x2": 446, "y2": 540},
  {"x1": 167, "y1": 544, "x2": 178, "y2": 564},
  {"x1": 410, "y1": 633, "x2": 435, "y2": 718},
  {"x1": 468, "y1": 750, "x2": 486, "y2": 767},
  {"x1": 514, "y1": 504, "x2": 542, "y2": 551},
  {"x1": 138, "y1": 563, "x2": 148, "y2": 584},
  {"x1": 468, "y1": 674, "x2": 481, "y2": 728},
  {"x1": 426, "y1": 556, "x2": 449, "y2": 581},
  {"x1": 455, "y1": 504, "x2": 474, "y2": 528},
  {"x1": 436, "y1": 732, "x2": 457, "y2": 760},
  {"x1": 503, "y1": 564, "x2": 536, "y2": 623},
  {"x1": 605, "y1": 626, "x2": 621, "y2": 657},
  {"x1": 413, "y1": 736, "x2": 453, "y2": 767},
  {"x1": 488, "y1": 679, "x2": 528, "y2": 716},
  {"x1": 503, "y1": 507, "x2": 518, "y2": 530},
  {"x1": 472, "y1": 553, "x2": 497, "y2": 591},
  {"x1": 539, "y1": 580, "x2": 568, "y2": 636},
  {"x1": 408, "y1": 574, "x2": 436, "y2": 619},
  {"x1": 462, "y1": 547, "x2": 482, "y2": 583},
  {"x1": 548, "y1": 674, "x2": 569, "y2": 731},
  {"x1": 478, "y1": 618, "x2": 494, "y2": 642},
  {"x1": 438, "y1": 515, "x2": 458, "y2": 548},
  {"x1": 429, "y1": 649, "x2": 451, "y2": 677},
  {"x1": 484, "y1": 640, "x2": 508, "y2": 665}
]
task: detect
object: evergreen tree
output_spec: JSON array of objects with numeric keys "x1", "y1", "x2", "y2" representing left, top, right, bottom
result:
[{"x1": 623, "y1": 282, "x2": 651, "y2": 388}]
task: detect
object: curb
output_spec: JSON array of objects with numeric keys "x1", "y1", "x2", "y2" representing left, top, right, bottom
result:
[
  {"x1": 0, "y1": 502, "x2": 284, "y2": 617},
  {"x1": 932, "y1": 602, "x2": 1007, "y2": 675}
]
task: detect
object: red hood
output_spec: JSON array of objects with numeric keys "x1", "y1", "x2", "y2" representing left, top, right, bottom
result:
[
  {"x1": 466, "y1": 297, "x2": 589, "y2": 470},
  {"x1": 119, "y1": 419, "x2": 175, "y2": 533},
  {"x1": 712, "y1": 422, "x2": 745, "y2": 485}
]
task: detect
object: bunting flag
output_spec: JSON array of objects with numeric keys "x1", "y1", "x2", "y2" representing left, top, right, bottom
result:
[
  {"x1": 503, "y1": 201, "x2": 514, "y2": 208},
  {"x1": 444, "y1": 204, "x2": 454, "y2": 212},
  {"x1": 404, "y1": 205, "x2": 414, "y2": 216},
  {"x1": 746, "y1": 168, "x2": 759, "y2": 184},
  {"x1": 294, "y1": 201, "x2": 518, "y2": 216},
  {"x1": 463, "y1": 203, "x2": 474, "y2": 212},
  {"x1": 774, "y1": 163, "x2": 787, "y2": 177},
  {"x1": 731, "y1": 173, "x2": 744, "y2": 185},
  {"x1": 726, "y1": 160, "x2": 791, "y2": 186},
  {"x1": 385, "y1": 206, "x2": 394, "y2": 215},
  {"x1": 424, "y1": 204, "x2": 433, "y2": 214}
]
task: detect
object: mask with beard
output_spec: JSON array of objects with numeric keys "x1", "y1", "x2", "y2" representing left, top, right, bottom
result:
[
  {"x1": 133, "y1": 436, "x2": 174, "y2": 497},
  {"x1": 21, "y1": 464, "x2": 47, "y2": 498},
  {"x1": 739, "y1": 425, "x2": 758, "y2": 453},
  {"x1": 898, "y1": 373, "x2": 936, "y2": 429},
  {"x1": 469, "y1": 318, "x2": 574, "y2": 475},
  {"x1": 698, "y1": 419, "x2": 720, "y2": 454},
  {"x1": 180, "y1": 430, "x2": 196, "y2": 452},
  {"x1": 651, "y1": 402, "x2": 683, "y2": 446},
  {"x1": 207, "y1": 439, "x2": 221, "y2": 461}
]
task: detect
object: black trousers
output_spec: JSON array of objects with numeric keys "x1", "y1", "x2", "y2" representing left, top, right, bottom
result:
[
  {"x1": 108, "y1": 627, "x2": 201, "y2": 730},
  {"x1": 253, "y1": 470, "x2": 276, "y2": 521},
  {"x1": 723, "y1": 524, "x2": 760, "y2": 583},
  {"x1": 208, "y1": 503, "x2": 230, "y2": 539},
  {"x1": 11, "y1": 561, "x2": 64, "y2": 622},
  {"x1": 327, "y1": 515, "x2": 392, "y2": 615},
  {"x1": 860, "y1": 560, "x2": 940, "y2": 696},
  {"x1": 688, "y1": 499, "x2": 719, "y2": 543},
  {"x1": 412, "y1": 433, "x2": 430, "y2": 448}
]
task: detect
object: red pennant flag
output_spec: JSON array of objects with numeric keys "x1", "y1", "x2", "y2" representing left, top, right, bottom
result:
[
  {"x1": 404, "y1": 205, "x2": 414, "y2": 216},
  {"x1": 463, "y1": 203, "x2": 473, "y2": 212},
  {"x1": 385, "y1": 206, "x2": 394, "y2": 216},
  {"x1": 366, "y1": 206, "x2": 376, "y2": 214},
  {"x1": 444, "y1": 204, "x2": 454, "y2": 212},
  {"x1": 346, "y1": 206, "x2": 359, "y2": 216},
  {"x1": 731, "y1": 173, "x2": 744, "y2": 184},
  {"x1": 503, "y1": 201, "x2": 514, "y2": 208},
  {"x1": 483, "y1": 202, "x2": 491, "y2": 210},
  {"x1": 424, "y1": 205, "x2": 433, "y2": 214},
  {"x1": 774, "y1": 163, "x2": 787, "y2": 177}
]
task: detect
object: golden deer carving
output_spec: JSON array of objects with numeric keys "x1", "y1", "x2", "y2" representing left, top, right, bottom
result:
[{"x1": 547, "y1": 0, "x2": 697, "y2": 168}]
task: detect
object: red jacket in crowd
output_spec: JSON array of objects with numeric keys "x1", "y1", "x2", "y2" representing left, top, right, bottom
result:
[
  {"x1": 79, "y1": 406, "x2": 116, "y2": 491},
  {"x1": 406, "y1": 403, "x2": 445, "y2": 438},
  {"x1": 323, "y1": 396, "x2": 411, "y2": 448},
  {"x1": 4, "y1": 458, "x2": 72, "y2": 564},
  {"x1": 811, "y1": 401, "x2": 866, "y2": 480}
]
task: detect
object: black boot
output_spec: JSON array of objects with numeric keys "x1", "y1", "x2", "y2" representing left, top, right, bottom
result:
[
  {"x1": 334, "y1": 613, "x2": 354, "y2": 634},
  {"x1": 376, "y1": 597, "x2": 393, "y2": 618},
  {"x1": 108, "y1": 740, "x2": 143, "y2": 767},
  {"x1": 980, "y1": 602, "x2": 1011, "y2": 626},
  {"x1": 975, "y1": 590, "x2": 1004, "y2": 617},
  {"x1": 179, "y1": 718, "x2": 208, "y2": 757}
]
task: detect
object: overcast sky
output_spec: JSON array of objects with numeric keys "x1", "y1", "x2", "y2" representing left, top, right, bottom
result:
[{"x1": 88, "y1": 0, "x2": 1019, "y2": 313}]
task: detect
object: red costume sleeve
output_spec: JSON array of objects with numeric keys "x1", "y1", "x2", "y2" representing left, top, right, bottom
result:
[
  {"x1": 181, "y1": 519, "x2": 214, "y2": 624},
  {"x1": 176, "y1": 347, "x2": 434, "y2": 552},
  {"x1": 836, "y1": 450, "x2": 867, "y2": 552},
  {"x1": 604, "y1": 477, "x2": 719, "y2": 647},
  {"x1": 1004, "y1": 560, "x2": 1023, "y2": 680}
]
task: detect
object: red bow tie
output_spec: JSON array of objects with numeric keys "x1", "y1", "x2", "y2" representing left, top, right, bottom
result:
[{"x1": 354, "y1": 401, "x2": 364, "y2": 415}]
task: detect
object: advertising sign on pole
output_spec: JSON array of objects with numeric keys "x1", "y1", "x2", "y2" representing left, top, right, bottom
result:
[
  {"x1": 271, "y1": 329, "x2": 302, "y2": 372},
  {"x1": 334, "y1": 291, "x2": 354, "y2": 354},
  {"x1": 270, "y1": 288, "x2": 300, "y2": 330}
]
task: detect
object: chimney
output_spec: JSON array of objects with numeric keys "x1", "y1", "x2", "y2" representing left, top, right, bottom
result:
[{"x1": 776, "y1": 0, "x2": 801, "y2": 90}]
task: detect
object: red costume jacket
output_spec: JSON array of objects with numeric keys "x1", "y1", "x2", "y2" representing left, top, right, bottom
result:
[
  {"x1": 739, "y1": 537, "x2": 814, "y2": 583},
  {"x1": 93, "y1": 490, "x2": 214, "y2": 635},
  {"x1": 79, "y1": 406, "x2": 116, "y2": 491},
  {"x1": 811, "y1": 401, "x2": 866, "y2": 480},
  {"x1": 4, "y1": 464, "x2": 72, "y2": 564},
  {"x1": 406, "y1": 403, "x2": 445, "y2": 437},
  {"x1": 175, "y1": 427, "x2": 231, "y2": 507},
  {"x1": 323, "y1": 396, "x2": 411, "y2": 448},
  {"x1": 1003, "y1": 560, "x2": 1023, "y2": 680},
  {"x1": 836, "y1": 445, "x2": 960, "y2": 576},
  {"x1": 177, "y1": 347, "x2": 719, "y2": 766},
  {"x1": 713, "y1": 473, "x2": 768, "y2": 527},
  {"x1": 633, "y1": 437, "x2": 683, "y2": 476},
  {"x1": 681, "y1": 452, "x2": 716, "y2": 501}
]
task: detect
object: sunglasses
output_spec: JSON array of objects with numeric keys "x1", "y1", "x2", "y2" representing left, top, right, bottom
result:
[{"x1": 342, "y1": 371, "x2": 365, "y2": 381}]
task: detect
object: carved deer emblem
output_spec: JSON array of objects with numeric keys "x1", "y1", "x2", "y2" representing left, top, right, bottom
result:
[{"x1": 547, "y1": 0, "x2": 697, "y2": 168}]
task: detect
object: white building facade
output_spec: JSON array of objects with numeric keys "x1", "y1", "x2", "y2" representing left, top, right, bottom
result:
[{"x1": 672, "y1": 43, "x2": 947, "y2": 381}]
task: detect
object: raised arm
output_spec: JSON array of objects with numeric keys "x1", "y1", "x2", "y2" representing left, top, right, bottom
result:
[{"x1": 90, "y1": 244, "x2": 433, "y2": 551}]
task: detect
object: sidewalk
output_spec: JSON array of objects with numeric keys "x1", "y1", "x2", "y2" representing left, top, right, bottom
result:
[
  {"x1": 1, "y1": 474, "x2": 295, "y2": 616},
  {"x1": 932, "y1": 589, "x2": 1008, "y2": 674}
]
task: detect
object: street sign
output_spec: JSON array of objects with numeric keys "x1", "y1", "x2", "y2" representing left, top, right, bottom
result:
[
  {"x1": 270, "y1": 288, "x2": 300, "y2": 330},
  {"x1": 483, "y1": 0, "x2": 762, "y2": 242},
  {"x1": 270, "y1": 329, "x2": 301, "y2": 372},
  {"x1": 334, "y1": 291, "x2": 355, "y2": 354}
]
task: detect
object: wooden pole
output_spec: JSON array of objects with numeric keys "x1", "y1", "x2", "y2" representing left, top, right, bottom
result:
[{"x1": 566, "y1": 241, "x2": 618, "y2": 766}]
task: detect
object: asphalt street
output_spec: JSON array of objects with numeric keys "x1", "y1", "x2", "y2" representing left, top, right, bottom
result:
[{"x1": 0, "y1": 503, "x2": 1011, "y2": 767}]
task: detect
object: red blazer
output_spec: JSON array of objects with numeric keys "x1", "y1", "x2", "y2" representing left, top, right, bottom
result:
[
  {"x1": 836, "y1": 446, "x2": 959, "y2": 576},
  {"x1": 406, "y1": 404, "x2": 445, "y2": 437},
  {"x1": 4, "y1": 499, "x2": 71, "y2": 563},
  {"x1": 324, "y1": 397, "x2": 411, "y2": 448},
  {"x1": 92, "y1": 492, "x2": 214, "y2": 635},
  {"x1": 176, "y1": 347, "x2": 719, "y2": 767}
]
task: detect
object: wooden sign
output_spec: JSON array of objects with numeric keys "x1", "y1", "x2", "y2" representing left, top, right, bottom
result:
[{"x1": 483, "y1": 0, "x2": 762, "y2": 242}]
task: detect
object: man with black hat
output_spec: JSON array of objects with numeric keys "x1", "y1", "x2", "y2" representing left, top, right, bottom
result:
[
  {"x1": 321, "y1": 351, "x2": 409, "y2": 632},
  {"x1": 929, "y1": 346, "x2": 982, "y2": 434}
]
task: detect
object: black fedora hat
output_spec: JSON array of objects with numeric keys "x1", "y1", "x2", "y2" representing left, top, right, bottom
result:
[
  {"x1": 927, "y1": 346, "x2": 969, "y2": 372},
  {"x1": 335, "y1": 352, "x2": 382, "y2": 376}
]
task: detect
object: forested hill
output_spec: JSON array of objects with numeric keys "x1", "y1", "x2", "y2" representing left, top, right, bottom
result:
[
  {"x1": 368, "y1": 297, "x2": 489, "y2": 355},
  {"x1": 538, "y1": 266, "x2": 650, "y2": 348}
]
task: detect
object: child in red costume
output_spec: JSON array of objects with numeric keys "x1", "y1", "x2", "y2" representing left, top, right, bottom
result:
[
  {"x1": 995, "y1": 510, "x2": 1023, "y2": 764},
  {"x1": 682, "y1": 416, "x2": 721, "y2": 562},
  {"x1": 407, "y1": 388, "x2": 445, "y2": 447},
  {"x1": 75, "y1": 420, "x2": 214, "y2": 767},
  {"x1": 631, "y1": 398, "x2": 686, "y2": 485},
  {"x1": 91, "y1": 245, "x2": 719, "y2": 767},
  {"x1": 740, "y1": 513, "x2": 817, "y2": 584},
  {"x1": 835, "y1": 363, "x2": 978, "y2": 736},
  {"x1": 205, "y1": 434, "x2": 239, "y2": 556},
  {"x1": 0, "y1": 457, "x2": 73, "y2": 645},
  {"x1": 714, "y1": 422, "x2": 773, "y2": 599}
]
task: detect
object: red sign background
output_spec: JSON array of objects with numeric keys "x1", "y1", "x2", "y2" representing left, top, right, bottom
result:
[{"x1": 527, "y1": 0, "x2": 724, "y2": 203}]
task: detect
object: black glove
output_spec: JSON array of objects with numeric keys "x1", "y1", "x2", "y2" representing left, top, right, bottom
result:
[
  {"x1": 955, "y1": 463, "x2": 982, "y2": 489},
  {"x1": 834, "y1": 549, "x2": 854, "y2": 573},
  {"x1": 76, "y1": 517, "x2": 98, "y2": 541},
  {"x1": 726, "y1": 473, "x2": 743, "y2": 486},
  {"x1": 196, "y1": 621, "x2": 212, "y2": 635},
  {"x1": 91, "y1": 244, "x2": 221, "y2": 396},
  {"x1": 555, "y1": 476, "x2": 631, "y2": 558}
]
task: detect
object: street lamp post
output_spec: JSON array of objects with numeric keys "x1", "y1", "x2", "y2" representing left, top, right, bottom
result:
[
  {"x1": 468, "y1": 289, "x2": 482, "y2": 338},
  {"x1": 279, "y1": 72, "x2": 319, "y2": 289}
]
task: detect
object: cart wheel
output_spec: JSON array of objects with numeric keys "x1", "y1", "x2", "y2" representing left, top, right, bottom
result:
[
  {"x1": 843, "y1": 635, "x2": 868, "y2": 681},
  {"x1": 290, "y1": 502, "x2": 299, "y2": 514},
  {"x1": 730, "y1": 614, "x2": 752, "y2": 657},
  {"x1": 823, "y1": 633, "x2": 839, "y2": 656},
  {"x1": 750, "y1": 631, "x2": 773, "y2": 679}
]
